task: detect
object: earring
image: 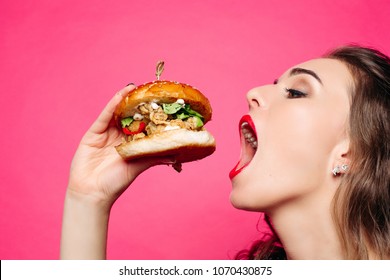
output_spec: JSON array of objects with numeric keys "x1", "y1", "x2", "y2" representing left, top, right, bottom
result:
[{"x1": 332, "y1": 164, "x2": 349, "y2": 176}]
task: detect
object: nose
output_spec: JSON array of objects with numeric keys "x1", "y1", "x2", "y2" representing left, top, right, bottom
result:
[{"x1": 246, "y1": 86, "x2": 268, "y2": 110}]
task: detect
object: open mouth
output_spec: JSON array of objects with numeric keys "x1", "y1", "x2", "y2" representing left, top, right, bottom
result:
[{"x1": 229, "y1": 115, "x2": 258, "y2": 180}]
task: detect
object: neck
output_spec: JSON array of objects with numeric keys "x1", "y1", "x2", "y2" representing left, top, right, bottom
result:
[{"x1": 268, "y1": 191, "x2": 343, "y2": 260}]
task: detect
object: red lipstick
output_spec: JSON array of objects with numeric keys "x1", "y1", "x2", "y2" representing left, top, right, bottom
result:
[
  {"x1": 229, "y1": 161, "x2": 250, "y2": 180},
  {"x1": 229, "y1": 115, "x2": 257, "y2": 180}
]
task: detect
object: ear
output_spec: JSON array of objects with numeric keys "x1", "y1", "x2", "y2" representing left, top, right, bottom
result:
[{"x1": 331, "y1": 138, "x2": 350, "y2": 176}]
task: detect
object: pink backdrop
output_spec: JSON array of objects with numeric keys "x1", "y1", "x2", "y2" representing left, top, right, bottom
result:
[{"x1": 1, "y1": 0, "x2": 390, "y2": 259}]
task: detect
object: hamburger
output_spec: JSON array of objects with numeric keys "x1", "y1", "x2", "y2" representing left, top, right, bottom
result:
[{"x1": 114, "y1": 66, "x2": 216, "y2": 171}]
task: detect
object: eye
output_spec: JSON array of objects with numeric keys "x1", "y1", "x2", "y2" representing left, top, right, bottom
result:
[{"x1": 285, "y1": 88, "x2": 308, "y2": 98}]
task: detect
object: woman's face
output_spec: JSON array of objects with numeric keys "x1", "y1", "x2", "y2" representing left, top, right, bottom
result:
[{"x1": 229, "y1": 58, "x2": 353, "y2": 212}]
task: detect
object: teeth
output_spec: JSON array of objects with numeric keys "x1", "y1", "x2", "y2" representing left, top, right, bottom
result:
[
  {"x1": 241, "y1": 122, "x2": 249, "y2": 128},
  {"x1": 244, "y1": 132, "x2": 255, "y2": 141},
  {"x1": 241, "y1": 121, "x2": 258, "y2": 149}
]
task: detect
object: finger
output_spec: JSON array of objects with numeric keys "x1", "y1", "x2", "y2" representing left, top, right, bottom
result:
[
  {"x1": 126, "y1": 156, "x2": 177, "y2": 178},
  {"x1": 89, "y1": 84, "x2": 136, "y2": 135}
]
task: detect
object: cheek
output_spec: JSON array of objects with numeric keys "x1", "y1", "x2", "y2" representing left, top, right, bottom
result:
[
  {"x1": 262, "y1": 104, "x2": 346, "y2": 189},
  {"x1": 231, "y1": 107, "x2": 333, "y2": 208},
  {"x1": 264, "y1": 105, "x2": 336, "y2": 162}
]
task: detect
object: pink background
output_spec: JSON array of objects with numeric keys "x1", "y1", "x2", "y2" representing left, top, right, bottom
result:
[{"x1": 1, "y1": 0, "x2": 390, "y2": 260}]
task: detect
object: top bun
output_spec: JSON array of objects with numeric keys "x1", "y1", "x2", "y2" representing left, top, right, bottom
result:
[{"x1": 114, "y1": 81, "x2": 212, "y2": 126}]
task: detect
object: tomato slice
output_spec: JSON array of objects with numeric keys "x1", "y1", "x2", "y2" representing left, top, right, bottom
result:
[{"x1": 122, "y1": 121, "x2": 146, "y2": 135}]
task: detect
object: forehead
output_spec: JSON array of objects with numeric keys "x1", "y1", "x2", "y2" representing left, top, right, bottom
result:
[{"x1": 283, "y1": 58, "x2": 353, "y2": 90}]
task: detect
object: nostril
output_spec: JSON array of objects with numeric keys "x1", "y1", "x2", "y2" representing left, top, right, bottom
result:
[
  {"x1": 248, "y1": 98, "x2": 260, "y2": 109},
  {"x1": 252, "y1": 99, "x2": 260, "y2": 107}
]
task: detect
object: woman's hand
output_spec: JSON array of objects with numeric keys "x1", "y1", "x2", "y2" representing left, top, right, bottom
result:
[
  {"x1": 61, "y1": 84, "x2": 173, "y2": 259},
  {"x1": 68, "y1": 84, "x2": 173, "y2": 206}
]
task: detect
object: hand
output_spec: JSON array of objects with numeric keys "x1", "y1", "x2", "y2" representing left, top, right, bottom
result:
[
  {"x1": 67, "y1": 84, "x2": 173, "y2": 207},
  {"x1": 62, "y1": 84, "x2": 176, "y2": 259}
]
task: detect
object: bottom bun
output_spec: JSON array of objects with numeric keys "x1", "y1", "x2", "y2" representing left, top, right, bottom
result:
[{"x1": 115, "y1": 129, "x2": 216, "y2": 163}]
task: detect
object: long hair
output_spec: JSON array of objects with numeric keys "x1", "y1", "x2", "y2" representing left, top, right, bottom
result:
[
  {"x1": 237, "y1": 45, "x2": 390, "y2": 260},
  {"x1": 327, "y1": 45, "x2": 390, "y2": 259}
]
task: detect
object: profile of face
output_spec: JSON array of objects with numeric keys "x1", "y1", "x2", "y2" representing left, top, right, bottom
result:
[{"x1": 230, "y1": 58, "x2": 354, "y2": 212}]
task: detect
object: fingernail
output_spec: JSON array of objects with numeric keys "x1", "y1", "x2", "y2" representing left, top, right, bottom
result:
[{"x1": 117, "y1": 83, "x2": 135, "y2": 96}]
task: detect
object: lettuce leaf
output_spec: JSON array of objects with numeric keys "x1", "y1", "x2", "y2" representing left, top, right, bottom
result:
[
  {"x1": 183, "y1": 104, "x2": 203, "y2": 119},
  {"x1": 176, "y1": 112, "x2": 189, "y2": 119},
  {"x1": 162, "y1": 103, "x2": 182, "y2": 114},
  {"x1": 121, "y1": 117, "x2": 133, "y2": 128},
  {"x1": 163, "y1": 102, "x2": 204, "y2": 128},
  {"x1": 193, "y1": 116, "x2": 204, "y2": 127}
]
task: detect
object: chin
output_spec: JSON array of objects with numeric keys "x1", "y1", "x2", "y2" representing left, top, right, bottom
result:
[{"x1": 229, "y1": 190, "x2": 266, "y2": 212}]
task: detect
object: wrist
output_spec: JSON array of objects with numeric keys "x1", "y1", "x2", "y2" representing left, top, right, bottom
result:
[
  {"x1": 61, "y1": 187, "x2": 112, "y2": 259},
  {"x1": 65, "y1": 184, "x2": 114, "y2": 213}
]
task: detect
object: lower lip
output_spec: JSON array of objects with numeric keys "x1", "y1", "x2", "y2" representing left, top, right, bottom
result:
[
  {"x1": 229, "y1": 160, "x2": 249, "y2": 180},
  {"x1": 229, "y1": 114, "x2": 256, "y2": 180}
]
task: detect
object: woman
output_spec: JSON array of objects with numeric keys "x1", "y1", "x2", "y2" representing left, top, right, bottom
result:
[{"x1": 61, "y1": 45, "x2": 390, "y2": 259}]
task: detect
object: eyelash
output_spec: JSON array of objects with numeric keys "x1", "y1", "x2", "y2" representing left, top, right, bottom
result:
[
  {"x1": 284, "y1": 88, "x2": 308, "y2": 98},
  {"x1": 274, "y1": 79, "x2": 308, "y2": 98}
]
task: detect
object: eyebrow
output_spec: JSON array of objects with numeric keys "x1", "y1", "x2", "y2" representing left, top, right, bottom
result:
[{"x1": 289, "y1": 67, "x2": 323, "y2": 85}]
